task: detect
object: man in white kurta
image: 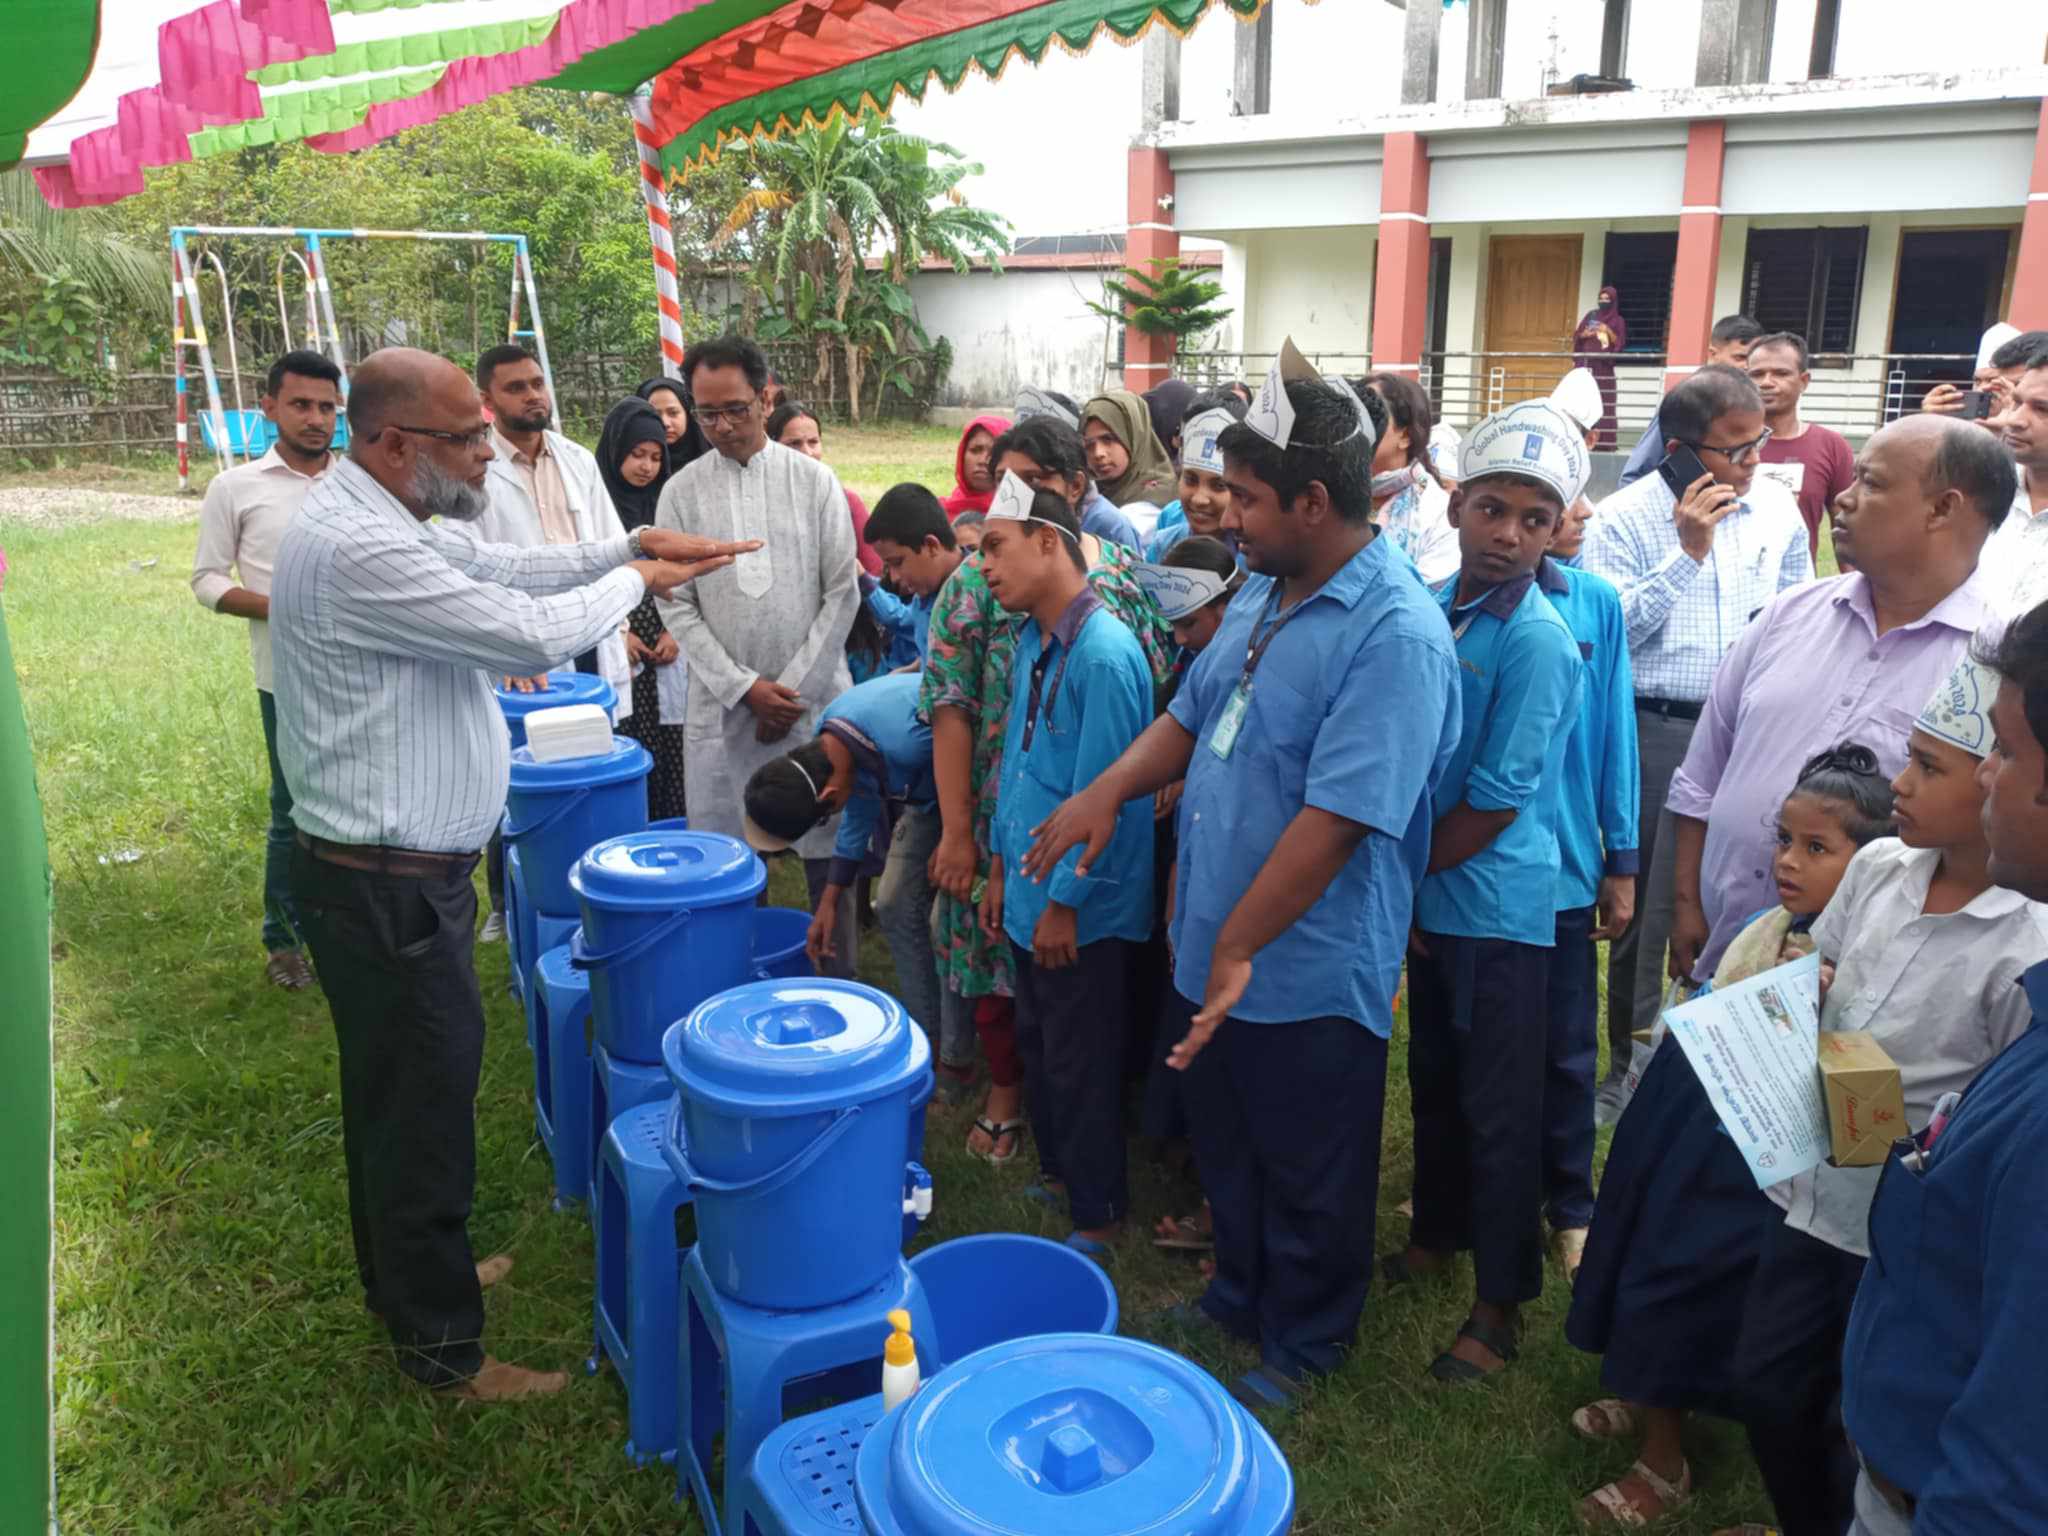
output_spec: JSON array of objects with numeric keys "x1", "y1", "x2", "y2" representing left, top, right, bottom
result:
[{"x1": 655, "y1": 336, "x2": 862, "y2": 974}]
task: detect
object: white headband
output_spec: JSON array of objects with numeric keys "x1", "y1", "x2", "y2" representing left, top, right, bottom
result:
[
  {"x1": 1243, "y1": 337, "x2": 1377, "y2": 453},
  {"x1": 1977, "y1": 323, "x2": 2021, "y2": 375},
  {"x1": 1180, "y1": 407, "x2": 1234, "y2": 476},
  {"x1": 986, "y1": 468, "x2": 1080, "y2": 543},
  {"x1": 1458, "y1": 400, "x2": 1592, "y2": 507},
  {"x1": 1135, "y1": 561, "x2": 1232, "y2": 621}
]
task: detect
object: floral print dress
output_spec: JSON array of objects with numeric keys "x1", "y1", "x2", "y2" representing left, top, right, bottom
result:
[{"x1": 918, "y1": 541, "x2": 1173, "y2": 1000}]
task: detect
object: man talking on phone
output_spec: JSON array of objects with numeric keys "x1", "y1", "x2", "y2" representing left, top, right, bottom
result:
[{"x1": 1581, "y1": 364, "x2": 1811, "y2": 1124}]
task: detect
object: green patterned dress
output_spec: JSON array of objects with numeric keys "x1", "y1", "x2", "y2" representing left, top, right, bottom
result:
[{"x1": 917, "y1": 542, "x2": 1173, "y2": 1000}]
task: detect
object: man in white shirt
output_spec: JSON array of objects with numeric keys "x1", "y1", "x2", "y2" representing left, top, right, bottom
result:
[
  {"x1": 1988, "y1": 359, "x2": 2048, "y2": 616},
  {"x1": 189, "y1": 350, "x2": 340, "y2": 992},
  {"x1": 470, "y1": 344, "x2": 631, "y2": 941},
  {"x1": 655, "y1": 334, "x2": 863, "y2": 976},
  {"x1": 1583, "y1": 364, "x2": 1813, "y2": 1119},
  {"x1": 271, "y1": 347, "x2": 753, "y2": 1401}
]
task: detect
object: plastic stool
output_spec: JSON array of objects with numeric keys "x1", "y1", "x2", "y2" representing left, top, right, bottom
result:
[
  {"x1": 591, "y1": 1042, "x2": 671, "y2": 1210},
  {"x1": 736, "y1": 1397, "x2": 885, "y2": 1536},
  {"x1": 677, "y1": 1248, "x2": 936, "y2": 1536},
  {"x1": 532, "y1": 944, "x2": 595, "y2": 1211},
  {"x1": 524, "y1": 912, "x2": 577, "y2": 1054},
  {"x1": 505, "y1": 840, "x2": 528, "y2": 1007},
  {"x1": 591, "y1": 1099, "x2": 690, "y2": 1463}
]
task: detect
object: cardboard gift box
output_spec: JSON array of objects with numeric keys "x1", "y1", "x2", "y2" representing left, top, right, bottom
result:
[{"x1": 1818, "y1": 1031, "x2": 1907, "y2": 1167}]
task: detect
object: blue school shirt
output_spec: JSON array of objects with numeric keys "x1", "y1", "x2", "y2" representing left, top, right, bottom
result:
[
  {"x1": 1414, "y1": 563, "x2": 1585, "y2": 946},
  {"x1": 1545, "y1": 557, "x2": 1640, "y2": 911},
  {"x1": 818, "y1": 671, "x2": 936, "y2": 889},
  {"x1": 990, "y1": 594, "x2": 1155, "y2": 950},
  {"x1": 1841, "y1": 963, "x2": 2048, "y2": 1534},
  {"x1": 1618, "y1": 406, "x2": 1664, "y2": 489},
  {"x1": 1143, "y1": 502, "x2": 1186, "y2": 562},
  {"x1": 1078, "y1": 488, "x2": 1142, "y2": 551},
  {"x1": 1167, "y1": 533, "x2": 1460, "y2": 1035}
]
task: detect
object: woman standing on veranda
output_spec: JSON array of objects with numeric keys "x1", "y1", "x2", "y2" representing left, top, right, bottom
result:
[{"x1": 1572, "y1": 285, "x2": 1628, "y2": 451}]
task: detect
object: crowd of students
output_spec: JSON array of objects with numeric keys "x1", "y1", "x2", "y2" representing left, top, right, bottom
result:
[{"x1": 193, "y1": 323, "x2": 2048, "y2": 1521}]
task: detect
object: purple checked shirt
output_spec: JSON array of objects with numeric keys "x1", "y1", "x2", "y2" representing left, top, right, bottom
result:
[{"x1": 1667, "y1": 570, "x2": 1996, "y2": 980}]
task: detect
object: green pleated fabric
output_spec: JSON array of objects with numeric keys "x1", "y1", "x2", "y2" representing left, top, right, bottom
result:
[{"x1": 0, "y1": 0, "x2": 101, "y2": 169}]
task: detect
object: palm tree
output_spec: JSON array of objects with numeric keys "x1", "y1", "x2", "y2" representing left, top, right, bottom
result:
[{"x1": 0, "y1": 169, "x2": 163, "y2": 316}]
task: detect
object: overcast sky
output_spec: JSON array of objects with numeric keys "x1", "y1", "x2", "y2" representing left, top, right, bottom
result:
[{"x1": 886, "y1": 0, "x2": 2043, "y2": 239}]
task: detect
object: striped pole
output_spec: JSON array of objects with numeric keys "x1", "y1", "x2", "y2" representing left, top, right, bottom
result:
[
  {"x1": 630, "y1": 91, "x2": 685, "y2": 381},
  {"x1": 170, "y1": 239, "x2": 188, "y2": 492}
]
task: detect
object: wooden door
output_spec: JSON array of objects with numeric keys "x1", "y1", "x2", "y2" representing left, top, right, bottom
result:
[{"x1": 1484, "y1": 235, "x2": 1583, "y2": 406}]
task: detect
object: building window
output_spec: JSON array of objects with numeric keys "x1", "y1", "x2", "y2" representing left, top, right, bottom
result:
[
  {"x1": 1600, "y1": 233, "x2": 1678, "y2": 355},
  {"x1": 1742, "y1": 227, "x2": 1866, "y2": 357}
]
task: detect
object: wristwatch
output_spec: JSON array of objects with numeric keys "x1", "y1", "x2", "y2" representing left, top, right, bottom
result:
[{"x1": 627, "y1": 527, "x2": 646, "y2": 560}]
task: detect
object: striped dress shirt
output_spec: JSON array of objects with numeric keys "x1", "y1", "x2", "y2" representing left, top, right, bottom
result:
[
  {"x1": 270, "y1": 458, "x2": 643, "y2": 853},
  {"x1": 1583, "y1": 470, "x2": 1813, "y2": 703}
]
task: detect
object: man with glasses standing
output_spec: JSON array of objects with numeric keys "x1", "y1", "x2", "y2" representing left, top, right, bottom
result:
[
  {"x1": 1583, "y1": 364, "x2": 1811, "y2": 1121},
  {"x1": 654, "y1": 334, "x2": 864, "y2": 975}
]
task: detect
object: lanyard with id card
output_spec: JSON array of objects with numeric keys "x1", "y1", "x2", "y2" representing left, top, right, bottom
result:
[{"x1": 1210, "y1": 585, "x2": 1302, "y2": 761}]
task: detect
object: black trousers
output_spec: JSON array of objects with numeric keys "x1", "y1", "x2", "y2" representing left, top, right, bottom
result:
[
  {"x1": 1408, "y1": 932, "x2": 1550, "y2": 1307},
  {"x1": 1732, "y1": 1216, "x2": 1868, "y2": 1536},
  {"x1": 1175, "y1": 993, "x2": 1389, "y2": 1380},
  {"x1": 291, "y1": 845, "x2": 489, "y2": 1386},
  {"x1": 1012, "y1": 938, "x2": 1131, "y2": 1230},
  {"x1": 1544, "y1": 906, "x2": 1600, "y2": 1230}
]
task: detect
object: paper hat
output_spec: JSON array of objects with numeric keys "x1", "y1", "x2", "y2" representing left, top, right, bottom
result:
[
  {"x1": 1977, "y1": 322, "x2": 2021, "y2": 374},
  {"x1": 1134, "y1": 561, "x2": 1232, "y2": 621},
  {"x1": 742, "y1": 751, "x2": 829, "y2": 852},
  {"x1": 1549, "y1": 368, "x2": 1604, "y2": 435},
  {"x1": 1458, "y1": 401, "x2": 1592, "y2": 507},
  {"x1": 1180, "y1": 406, "x2": 1234, "y2": 475},
  {"x1": 1243, "y1": 338, "x2": 1377, "y2": 452},
  {"x1": 1014, "y1": 385, "x2": 1081, "y2": 430},
  {"x1": 987, "y1": 468, "x2": 1038, "y2": 524},
  {"x1": 1915, "y1": 653, "x2": 2000, "y2": 758}
]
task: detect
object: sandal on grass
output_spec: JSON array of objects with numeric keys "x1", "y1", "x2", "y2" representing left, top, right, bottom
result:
[
  {"x1": 967, "y1": 1117, "x2": 1026, "y2": 1167},
  {"x1": 1152, "y1": 1210, "x2": 1213, "y2": 1251},
  {"x1": 1570, "y1": 1398, "x2": 1643, "y2": 1441},
  {"x1": 1427, "y1": 1318, "x2": 1518, "y2": 1384},
  {"x1": 1379, "y1": 1250, "x2": 1447, "y2": 1288},
  {"x1": 1576, "y1": 1459, "x2": 1692, "y2": 1528},
  {"x1": 1228, "y1": 1365, "x2": 1303, "y2": 1418}
]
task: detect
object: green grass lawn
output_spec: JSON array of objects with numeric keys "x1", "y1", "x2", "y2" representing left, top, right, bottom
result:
[{"x1": 11, "y1": 430, "x2": 1769, "y2": 1533}]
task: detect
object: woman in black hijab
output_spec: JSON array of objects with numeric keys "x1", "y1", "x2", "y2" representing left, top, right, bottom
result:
[
  {"x1": 636, "y1": 376, "x2": 710, "y2": 468},
  {"x1": 600, "y1": 396, "x2": 689, "y2": 820}
]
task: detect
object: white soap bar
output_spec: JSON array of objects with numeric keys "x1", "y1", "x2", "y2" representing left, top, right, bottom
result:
[{"x1": 523, "y1": 703, "x2": 615, "y2": 763}]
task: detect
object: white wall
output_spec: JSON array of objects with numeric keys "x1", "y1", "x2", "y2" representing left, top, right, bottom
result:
[
  {"x1": 909, "y1": 266, "x2": 1119, "y2": 408},
  {"x1": 1720, "y1": 104, "x2": 2039, "y2": 216},
  {"x1": 1236, "y1": 227, "x2": 1376, "y2": 362}
]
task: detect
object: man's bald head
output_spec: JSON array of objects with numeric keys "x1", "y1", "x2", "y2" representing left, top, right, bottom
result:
[
  {"x1": 347, "y1": 347, "x2": 471, "y2": 447},
  {"x1": 345, "y1": 347, "x2": 494, "y2": 521},
  {"x1": 1832, "y1": 412, "x2": 2017, "y2": 582},
  {"x1": 1874, "y1": 412, "x2": 2019, "y2": 533}
]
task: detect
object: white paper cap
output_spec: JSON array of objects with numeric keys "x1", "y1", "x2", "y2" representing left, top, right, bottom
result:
[
  {"x1": 1243, "y1": 337, "x2": 1375, "y2": 453},
  {"x1": 1180, "y1": 407, "x2": 1234, "y2": 475},
  {"x1": 1977, "y1": 323, "x2": 2022, "y2": 375},
  {"x1": 1458, "y1": 401, "x2": 1592, "y2": 507},
  {"x1": 987, "y1": 469, "x2": 1038, "y2": 523},
  {"x1": 1014, "y1": 386, "x2": 1080, "y2": 430},
  {"x1": 1134, "y1": 561, "x2": 1231, "y2": 621},
  {"x1": 1549, "y1": 368, "x2": 1604, "y2": 435},
  {"x1": 1915, "y1": 653, "x2": 1999, "y2": 758}
]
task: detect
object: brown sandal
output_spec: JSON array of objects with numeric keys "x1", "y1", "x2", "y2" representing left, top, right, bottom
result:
[
  {"x1": 1577, "y1": 1459, "x2": 1692, "y2": 1528},
  {"x1": 266, "y1": 949, "x2": 314, "y2": 991},
  {"x1": 1570, "y1": 1398, "x2": 1642, "y2": 1441}
]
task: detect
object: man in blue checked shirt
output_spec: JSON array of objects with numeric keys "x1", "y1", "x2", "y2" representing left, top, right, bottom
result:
[
  {"x1": 1022, "y1": 364, "x2": 1461, "y2": 1413},
  {"x1": 977, "y1": 474, "x2": 1155, "y2": 1259},
  {"x1": 1540, "y1": 472, "x2": 1639, "y2": 1283},
  {"x1": 1390, "y1": 401, "x2": 1587, "y2": 1386},
  {"x1": 740, "y1": 671, "x2": 941, "y2": 1035}
]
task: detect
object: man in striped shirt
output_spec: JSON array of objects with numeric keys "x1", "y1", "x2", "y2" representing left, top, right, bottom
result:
[{"x1": 270, "y1": 347, "x2": 754, "y2": 1400}]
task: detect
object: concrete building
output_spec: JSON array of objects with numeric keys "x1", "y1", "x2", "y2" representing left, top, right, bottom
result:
[{"x1": 1121, "y1": 1, "x2": 2048, "y2": 442}]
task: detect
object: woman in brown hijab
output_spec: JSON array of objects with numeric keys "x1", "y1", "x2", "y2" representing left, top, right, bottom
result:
[{"x1": 1080, "y1": 389, "x2": 1179, "y2": 507}]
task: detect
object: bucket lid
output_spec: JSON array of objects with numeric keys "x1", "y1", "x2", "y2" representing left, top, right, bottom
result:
[
  {"x1": 508, "y1": 737, "x2": 649, "y2": 790},
  {"x1": 856, "y1": 1333, "x2": 1291, "y2": 1536},
  {"x1": 569, "y1": 828, "x2": 765, "y2": 912},
  {"x1": 495, "y1": 671, "x2": 616, "y2": 720},
  {"x1": 664, "y1": 979, "x2": 927, "y2": 1114}
]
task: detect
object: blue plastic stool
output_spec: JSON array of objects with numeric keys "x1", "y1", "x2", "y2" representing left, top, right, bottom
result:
[
  {"x1": 532, "y1": 945, "x2": 595, "y2": 1211},
  {"x1": 677, "y1": 1248, "x2": 937, "y2": 1536},
  {"x1": 505, "y1": 840, "x2": 529, "y2": 1009},
  {"x1": 591, "y1": 1099, "x2": 690, "y2": 1464},
  {"x1": 736, "y1": 1397, "x2": 885, "y2": 1536},
  {"x1": 523, "y1": 912, "x2": 577, "y2": 1054},
  {"x1": 591, "y1": 1042, "x2": 671, "y2": 1210}
]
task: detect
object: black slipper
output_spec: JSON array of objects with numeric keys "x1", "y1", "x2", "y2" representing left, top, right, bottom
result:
[{"x1": 1428, "y1": 1318, "x2": 1519, "y2": 1384}]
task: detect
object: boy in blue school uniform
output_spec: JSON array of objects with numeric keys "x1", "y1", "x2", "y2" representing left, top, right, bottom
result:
[
  {"x1": 1540, "y1": 477, "x2": 1639, "y2": 1278},
  {"x1": 1018, "y1": 357, "x2": 1462, "y2": 1410},
  {"x1": 1838, "y1": 603, "x2": 2048, "y2": 1536},
  {"x1": 739, "y1": 670, "x2": 942, "y2": 1033},
  {"x1": 979, "y1": 473, "x2": 1156, "y2": 1255},
  {"x1": 1392, "y1": 400, "x2": 1590, "y2": 1383}
]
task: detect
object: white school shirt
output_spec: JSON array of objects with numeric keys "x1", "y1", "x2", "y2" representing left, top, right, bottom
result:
[
  {"x1": 1985, "y1": 472, "x2": 2048, "y2": 619},
  {"x1": 189, "y1": 447, "x2": 329, "y2": 692},
  {"x1": 1781, "y1": 838, "x2": 2048, "y2": 1256},
  {"x1": 1582, "y1": 470, "x2": 1812, "y2": 703},
  {"x1": 269, "y1": 458, "x2": 644, "y2": 854}
]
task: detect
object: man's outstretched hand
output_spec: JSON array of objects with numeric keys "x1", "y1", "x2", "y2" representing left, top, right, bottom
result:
[{"x1": 1022, "y1": 784, "x2": 1119, "y2": 883}]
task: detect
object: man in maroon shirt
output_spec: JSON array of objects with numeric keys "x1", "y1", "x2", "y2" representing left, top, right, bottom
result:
[{"x1": 1749, "y1": 331, "x2": 1856, "y2": 563}]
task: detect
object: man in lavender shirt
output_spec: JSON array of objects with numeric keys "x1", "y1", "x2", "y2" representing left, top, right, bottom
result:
[{"x1": 1666, "y1": 415, "x2": 2016, "y2": 983}]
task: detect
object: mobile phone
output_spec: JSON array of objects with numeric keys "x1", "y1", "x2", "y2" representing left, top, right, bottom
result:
[
  {"x1": 1958, "y1": 389, "x2": 1993, "y2": 421},
  {"x1": 1657, "y1": 444, "x2": 1712, "y2": 498}
]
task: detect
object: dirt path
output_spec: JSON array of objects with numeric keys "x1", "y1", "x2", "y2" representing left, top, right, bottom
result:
[{"x1": 0, "y1": 486, "x2": 197, "y2": 531}]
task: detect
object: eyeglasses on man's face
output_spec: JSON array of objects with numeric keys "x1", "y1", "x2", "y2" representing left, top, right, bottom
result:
[
  {"x1": 696, "y1": 398, "x2": 760, "y2": 427},
  {"x1": 1687, "y1": 427, "x2": 1774, "y2": 466},
  {"x1": 394, "y1": 423, "x2": 493, "y2": 451}
]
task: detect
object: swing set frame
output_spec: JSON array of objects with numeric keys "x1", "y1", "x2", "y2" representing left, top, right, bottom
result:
[{"x1": 168, "y1": 225, "x2": 556, "y2": 490}]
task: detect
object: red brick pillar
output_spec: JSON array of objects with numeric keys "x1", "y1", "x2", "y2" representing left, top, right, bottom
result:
[
  {"x1": 1370, "y1": 131, "x2": 1432, "y2": 373},
  {"x1": 1123, "y1": 146, "x2": 1180, "y2": 392},
  {"x1": 2010, "y1": 100, "x2": 2048, "y2": 327},
  {"x1": 1666, "y1": 120, "x2": 1728, "y2": 390}
]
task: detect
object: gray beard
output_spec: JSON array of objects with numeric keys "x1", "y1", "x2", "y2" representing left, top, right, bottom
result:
[{"x1": 411, "y1": 455, "x2": 489, "y2": 522}]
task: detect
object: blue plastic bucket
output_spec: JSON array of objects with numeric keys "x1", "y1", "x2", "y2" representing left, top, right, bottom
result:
[
  {"x1": 504, "y1": 739, "x2": 649, "y2": 918},
  {"x1": 909, "y1": 1235, "x2": 1118, "y2": 1368},
  {"x1": 661, "y1": 978, "x2": 932, "y2": 1310},
  {"x1": 569, "y1": 829, "x2": 765, "y2": 1062},
  {"x1": 855, "y1": 1333, "x2": 1295, "y2": 1536},
  {"x1": 750, "y1": 907, "x2": 814, "y2": 981},
  {"x1": 495, "y1": 672, "x2": 617, "y2": 748}
]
